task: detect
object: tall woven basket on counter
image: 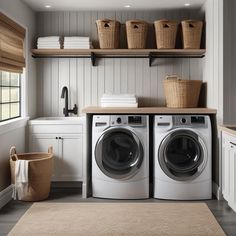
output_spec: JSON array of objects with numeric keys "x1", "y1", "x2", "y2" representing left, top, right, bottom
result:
[
  {"x1": 181, "y1": 20, "x2": 203, "y2": 49},
  {"x1": 10, "y1": 146, "x2": 53, "y2": 202},
  {"x1": 154, "y1": 20, "x2": 178, "y2": 49},
  {"x1": 163, "y1": 75, "x2": 202, "y2": 108},
  {"x1": 126, "y1": 20, "x2": 148, "y2": 49},
  {"x1": 96, "y1": 19, "x2": 120, "y2": 49}
]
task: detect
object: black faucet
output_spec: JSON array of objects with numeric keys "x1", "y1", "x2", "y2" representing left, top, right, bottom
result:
[{"x1": 61, "y1": 86, "x2": 78, "y2": 117}]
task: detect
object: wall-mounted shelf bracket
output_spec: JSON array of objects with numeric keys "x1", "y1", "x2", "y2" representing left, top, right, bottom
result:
[
  {"x1": 91, "y1": 52, "x2": 96, "y2": 66},
  {"x1": 149, "y1": 52, "x2": 155, "y2": 67}
]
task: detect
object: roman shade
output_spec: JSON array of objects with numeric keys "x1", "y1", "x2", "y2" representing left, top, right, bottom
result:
[{"x1": 0, "y1": 12, "x2": 26, "y2": 73}]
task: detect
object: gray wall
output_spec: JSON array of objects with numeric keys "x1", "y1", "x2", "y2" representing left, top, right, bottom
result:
[
  {"x1": 0, "y1": 0, "x2": 36, "y2": 191},
  {"x1": 36, "y1": 9, "x2": 204, "y2": 116}
]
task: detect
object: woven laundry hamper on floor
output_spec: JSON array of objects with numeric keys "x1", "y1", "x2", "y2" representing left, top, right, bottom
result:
[
  {"x1": 154, "y1": 19, "x2": 178, "y2": 49},
  {"x1": 163, "y1": 75, "x2": 202, "y2": 108},
  {"x1": 181, "y1": 20, "x2": 203, "y2": 49},
  {"x1": 96, "y1": 19, "x2": 120, "y2": 49},
  {"x1": 10, "y1": 146, "x2": 53, "y2": 201},
  {"x1": 126, "y1": 20, "x2": 148, "y2": 49}
]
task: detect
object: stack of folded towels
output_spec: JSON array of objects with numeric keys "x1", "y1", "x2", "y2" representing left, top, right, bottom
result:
[
  {"x1": 63, "y1": 36, "x2": 92, "y2": 49},
  {"x1": 37, "y1": 36, "x2": 61, "y2": 49},
  {"x1": 101, "y1": 94, "x2": 138, "y2": 108}
]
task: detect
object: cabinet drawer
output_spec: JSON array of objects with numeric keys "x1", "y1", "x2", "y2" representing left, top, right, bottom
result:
[{"x1": 29, "y1": 124, "x2": 83, "y2": 134}]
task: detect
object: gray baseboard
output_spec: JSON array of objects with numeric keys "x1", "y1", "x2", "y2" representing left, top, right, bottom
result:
[{"x1": 0, "y1": 185, "x2": 12, "y2": 209}]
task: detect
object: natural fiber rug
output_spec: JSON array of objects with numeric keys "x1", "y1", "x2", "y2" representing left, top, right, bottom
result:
[{"x1": 8, "y1": 203, "x2": 226, "y2": 236}]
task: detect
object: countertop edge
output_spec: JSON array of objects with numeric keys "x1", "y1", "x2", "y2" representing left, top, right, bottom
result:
[{"x1": 82, "y1": 106, "x2": 217, "y2": 114}]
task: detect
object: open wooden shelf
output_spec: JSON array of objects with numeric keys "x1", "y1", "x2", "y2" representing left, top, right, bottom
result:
[{"x1": 31, "y1": 48, "x2": 206, "y2": 66}]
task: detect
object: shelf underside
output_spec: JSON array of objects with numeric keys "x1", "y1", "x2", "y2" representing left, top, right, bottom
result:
[
  {"x1": 31, "y1": 49, "x2": 206, "y2": 66},
  {"x1": 32, "y1": 49, "x2": 205, "y2": 57}
]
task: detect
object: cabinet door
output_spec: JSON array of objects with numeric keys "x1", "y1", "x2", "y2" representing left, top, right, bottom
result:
[
  {"x1": 229, "y1": 144, "x2": 236, "y2": 211},
  {"x1": 222, "y1": 135, "x2": 231, "y2": 201},
  {"x1": 30, "y1": 134, "x2": 60, "y2": 180},
  {"x1": 58, "y1": 134, "x2": 83, "y2": 181}
]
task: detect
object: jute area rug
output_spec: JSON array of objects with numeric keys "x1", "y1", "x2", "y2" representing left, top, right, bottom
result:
[{"x1": 8, "y1": 203, "x2": 226, "y2": 236}]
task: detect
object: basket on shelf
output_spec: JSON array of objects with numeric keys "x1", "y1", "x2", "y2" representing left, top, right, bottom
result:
[
  {"x1": 126, "y1": 20, "x2": 148, "y2": 49},
  {"x1": 10, "y1": 146, "x2": 53, "y2": 202},
  {"x1": 163, "y1": 75, "x2": 202, "y2": 108},
  {"x1": 96, "y1": 19, "x2": 120, "y2": 49},
  {"x1": 181, "y1": 20, "x2": 203, "y2": 49},
  {"x1": 154, "y1": 20, "x2": 178, "y2": 49}
]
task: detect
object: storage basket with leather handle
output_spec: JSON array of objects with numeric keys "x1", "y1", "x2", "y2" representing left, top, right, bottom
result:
[
  {"x1": 163, "y1": 75, "x2": 202, "y2": 108},
  {"x1": 96, "y1": 19, "x2": 120, "y2": 49},
  {"x1": 10, "y1": 146, "x2": 53, "y2": 201},
  {"x1": 154, "y1": 20, "x2": 178, "y2": 49},
  {"x1": 126, "y1": 20, "x2": 148, "y2": 49},
  {"x1": 181, "y1": 20, "x2": 203, "y2": 49}
]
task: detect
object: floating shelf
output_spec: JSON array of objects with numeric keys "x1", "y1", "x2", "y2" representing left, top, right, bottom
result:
[{"x1": 31, "y1": 49, "x2": 206, "y2": 67}]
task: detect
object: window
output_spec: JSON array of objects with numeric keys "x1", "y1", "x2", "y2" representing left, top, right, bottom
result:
[{"x1": 0, "y1": 71, "x2": 21, "y2": 122}]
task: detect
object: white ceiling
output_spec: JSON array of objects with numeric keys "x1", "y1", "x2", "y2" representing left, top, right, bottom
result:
[{"x1": 22, "y1": 0, "x2": 206, "y2": 11}]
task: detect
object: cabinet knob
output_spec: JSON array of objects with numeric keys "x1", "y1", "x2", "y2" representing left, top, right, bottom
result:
[
  {"x1": 59, "y1": 137, "x2": 62, "y2": 139},
  {"x1": 56, "y1": 137, "x2": 58, "y2": 139}
]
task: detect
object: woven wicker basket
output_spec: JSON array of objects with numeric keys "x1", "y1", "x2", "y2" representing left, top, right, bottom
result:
[
  {"x1": 96, "y1": 19, "x2": 120, "y2": 49},
  {"x1": 181, "y1": 20, "x2": 203, "y2": 49},
  {"x1": 126, "y1": 20, "x2": 148, "y2": 49},
  {"x1": 154, "y1": 20, "x2": 178, "y2": 49},
  {"x1": 10, "y1": 146, "x2": 53, "y2": 202},
  {"x1": 163, "y1": 75, "x2": 202, "y2": 108}
]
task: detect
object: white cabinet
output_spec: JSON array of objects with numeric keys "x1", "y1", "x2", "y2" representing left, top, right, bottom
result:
[
  {"x1": 222, "y1": 132, "x2": 236, "y2": 211},
  {"x1": 30, "y1": 134, "x2": 83, "y2": 181},
  {"x1": 28, "y1": 117, "x2": 87, "y2": 198}
]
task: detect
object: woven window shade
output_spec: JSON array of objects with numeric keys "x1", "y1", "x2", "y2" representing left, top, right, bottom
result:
[{"x1": 0, "y1": 12, "x2": 26, "y2": 73}]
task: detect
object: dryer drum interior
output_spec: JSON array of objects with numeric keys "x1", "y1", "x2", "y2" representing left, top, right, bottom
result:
[
  {"x1": 159, "y1": 130, "x2": 206, "y2": 181},
  {"x1": 95, "y1": 128, "x2": 144, "y2": 179}
]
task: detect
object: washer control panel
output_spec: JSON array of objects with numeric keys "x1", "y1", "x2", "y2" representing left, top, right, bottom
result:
[
  {"x1": 110, "y1": 115, "x2": 146, "y2": 127},
  {"x1": 174, "y1": 116, "x2": 206, "y2": 127}
]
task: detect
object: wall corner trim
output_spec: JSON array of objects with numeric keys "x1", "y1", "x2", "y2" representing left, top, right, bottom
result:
[
  {"x1": 0, "y1": 185, "x2": 13, "y2": 209},
  {"x1": 213, "y1": 181, "x2": 223, "y2": 200}
]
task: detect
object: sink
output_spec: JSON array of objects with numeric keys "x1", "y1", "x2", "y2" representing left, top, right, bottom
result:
[
  {"x1": 29, "y1": 116, "x2": 85, "y2": 125},
  {"x1": 226, "y1": 126, "x2": 236, "y2": 131},
  {"x1": 36, "y1": 117, "x2": 80, "y2": 120}
]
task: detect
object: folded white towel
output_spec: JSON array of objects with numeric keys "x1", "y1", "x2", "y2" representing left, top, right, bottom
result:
[
  {"x1": 64, "y1": 42, "x2": 92, "y2": 46},
  {"x1": 13, "y1": 160, "x2": 29, "y2": 200},
  {"x1": 102, "y1": 94, "x2": 136, "y2": 99},
  {"x1": 101, "y1": 99, "x2": 137, "y2": 103},
  {"x1": 38, "y1": 42, "x2": 61, "y2": 45},
  {"x1": 64, "y1": 36, "x2": 90, "y2": 42},
  {"x1": 37, "y1": 46, "x2": 61, "y2": 49},
  {"x1": 101, "y1": 103, "x2": 138, "y2": 108},
  {"x1": 38, "y1": 36, "x2": 60, "y2": 42},
  {"x1": 63, "y1": 46, "x2": 91, "y2": 49}
]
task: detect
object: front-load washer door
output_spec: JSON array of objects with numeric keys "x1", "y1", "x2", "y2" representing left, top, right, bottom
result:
[
  {"x1": 95, "y1": 128, "x2": 143, "y2": 179},
  {"x1": 159, "y1": 130, "x2": 207, "y2": 181}
]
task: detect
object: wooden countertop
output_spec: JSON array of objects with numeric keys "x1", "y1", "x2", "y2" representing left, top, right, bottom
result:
[
  {"x1": 82, "y1": 106, "x2": 217, "y2": 114},
  {"x1": 218, "y1": 124, "x2": 236, "y2": 136}
]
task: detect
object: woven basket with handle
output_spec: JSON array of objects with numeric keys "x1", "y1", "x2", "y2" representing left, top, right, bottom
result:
[
  {"x1": 96, "y1": 19, "x2": 120, "y2": 49},
  {"x1": 163, "y1": 75, "x2": 202, "y2": 108},
  {"x1": 154, "y1": 19, "x2": 178, "y2": 49},
  {"x1": 181, "y1": 20, "x2": 203, "y2": 49},
  {"x1": 126, "y1": 20, "x2": 148, "y2": 49},
  {"x1": 10, "y1": 146, "x2": 53, "y2": 201}
]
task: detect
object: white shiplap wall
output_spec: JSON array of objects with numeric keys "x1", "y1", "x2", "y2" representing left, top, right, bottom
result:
[{"x1": 36, "y1": 10, "x2": 204, "y2": 116}]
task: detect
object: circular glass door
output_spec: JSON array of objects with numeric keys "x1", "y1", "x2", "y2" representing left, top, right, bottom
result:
[
  {"x1": 159, "y1": 130, "x2": 206, "y2": 181},
  {"x1": 95, "y1": 128, "x2": 143, "y2": 179}
]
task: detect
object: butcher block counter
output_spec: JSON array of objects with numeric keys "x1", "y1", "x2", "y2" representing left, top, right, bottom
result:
[{"x1": 82, "y1": 106, "x2": 217, "y2": 114}]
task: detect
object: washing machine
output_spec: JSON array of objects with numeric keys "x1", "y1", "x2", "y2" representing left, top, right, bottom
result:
[
  {"x1": 92, "y1": 115, "x2": 149, "y2": 199},
  {"x1": 154, "y1": 115, "x2": 212, "y2": 200}
]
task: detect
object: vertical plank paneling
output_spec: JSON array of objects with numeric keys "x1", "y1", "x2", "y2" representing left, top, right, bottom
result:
[
  {"x1": 36, "y1": 9, "x2": 204, "y2": 116},
  {"x1": 59, "y1": 59, "x2": 70, "y2": 116},
  {"x1": 51, "y1": 59, "x2": 59, "y2": 116}
]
